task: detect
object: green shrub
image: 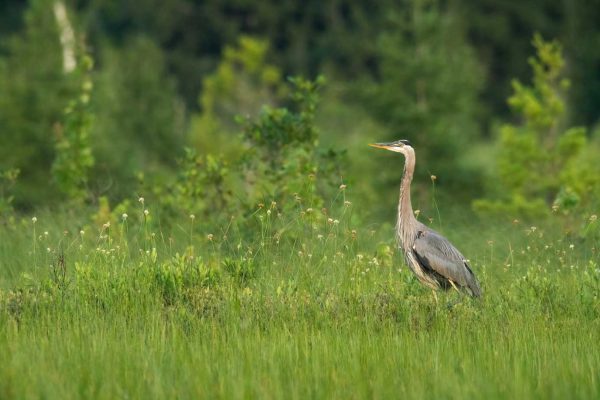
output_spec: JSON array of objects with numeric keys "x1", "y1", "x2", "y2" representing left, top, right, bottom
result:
[
  {"x1": 474, "y1": 35, "x2": 595, "y2": 219},
  {"x1": 189, "y1": 36, "x2": 287, "y2": 157},
  {"x1": 362, "y1": 0, "x2": 484, "y2": 194},
  {"x1": 52, "y1": 55, "x2": 95, "y2": 203},
  {"x1": 0, "y1": 168, "x2": 19, "y2": 218}
]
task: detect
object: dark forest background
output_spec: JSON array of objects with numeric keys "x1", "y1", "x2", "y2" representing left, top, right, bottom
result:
[{"x1": 1, "y1": 0, "x2": 599, "y2": 224}]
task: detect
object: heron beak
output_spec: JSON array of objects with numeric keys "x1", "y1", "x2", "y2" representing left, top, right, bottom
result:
[{"x1": 369, "y1": 142, "x2": 395, "y2": 150}]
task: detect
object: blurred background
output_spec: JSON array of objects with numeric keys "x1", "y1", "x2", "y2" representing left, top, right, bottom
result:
[{"x1": 0, "y1": 0, "x2": 599, "y2": 228}]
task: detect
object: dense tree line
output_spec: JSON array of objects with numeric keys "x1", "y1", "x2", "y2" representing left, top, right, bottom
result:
[{"x1": 0, "y1": 0, "x2": 598, "y2": 211}]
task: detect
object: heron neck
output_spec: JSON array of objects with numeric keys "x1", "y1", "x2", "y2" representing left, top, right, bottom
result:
[{"x1": 397, "y1": 151, "x2": 417, "y2": 244}]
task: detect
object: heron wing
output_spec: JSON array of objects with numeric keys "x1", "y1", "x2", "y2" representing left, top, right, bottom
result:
[{"x1": 412, "y1": 229, "x2": 481, "y2": 297}]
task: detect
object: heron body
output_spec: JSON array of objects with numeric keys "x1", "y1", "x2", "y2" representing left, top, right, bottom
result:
[{"x1": 370, "y1": 140, "x2": 481, "y2": 297}]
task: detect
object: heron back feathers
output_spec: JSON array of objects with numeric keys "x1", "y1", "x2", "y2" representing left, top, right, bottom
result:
[{"x1": 411, "y1": 229, "x2": 481, "y2": 297}]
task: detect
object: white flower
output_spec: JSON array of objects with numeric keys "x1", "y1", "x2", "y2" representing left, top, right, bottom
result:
[
  {"x1": 122, "y1": 213, "x2": 128, "y2": 220},
  {"x1": 138, "y1": 197, "x2": 144, "y2": 204},
  {"x1": 144, "y1": 209, "x2": 149, "y2": 216},
  {"x1": 32, "y1": 216, "x2": 37, "y2": 223}
]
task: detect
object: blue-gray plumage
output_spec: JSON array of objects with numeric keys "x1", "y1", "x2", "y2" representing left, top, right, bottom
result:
[{"x1": 369, "y1": 140, "x2": 481, "y2": 297}]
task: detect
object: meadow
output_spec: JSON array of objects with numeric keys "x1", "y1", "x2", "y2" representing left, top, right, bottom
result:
[
  {"x1": 1, "y1": 192, "x2": 598, "y2": 399},
  {"x1": 1, "y1": 4, "x2": 599, "y2": 397}
]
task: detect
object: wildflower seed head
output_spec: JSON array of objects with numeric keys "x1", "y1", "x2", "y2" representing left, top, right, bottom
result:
[
  {"x1": 80, "y1": 230, "x2": 85, "y2": 236},
  {"x1": 138, "y1": 197, "x2": 144, "y2": 204},
  {"x1": 144, "y1": 209, "x2": 149, "y2": 216},
  {"x1": 339, "y1": 184, "x2": 347, "y2": 190},
  {"x1": 207, "y1": 234, "x2": 214, "y2": 241},
  {"x1": 32, "y1": 216, "x2": 37, "y2": 224},
  {"x1": 431, "y1": 175, "x2": 437, "y2": 182},
  {"x1": 122, "y1": 213, "x2": 128, "y2": 220},
  {"x1": 189, "y1": 214, "x2": 195, "y2": 220}
]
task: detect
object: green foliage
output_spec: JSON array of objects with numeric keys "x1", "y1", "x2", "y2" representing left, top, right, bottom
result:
[
  {"x1": 474, "y1": 35, "x2": 593, "y2": 218},
  {"x1": 0, "y1": 168, "x2": 19, "y2": 218},
  {"x1": 0, "y1": 0, "x2": 75, "y2": 207},
  {"x1": 223, "y1": 257, "x2": 256, "y2": 285},
  {"x1": 92, "y1": 35, "x2": 184, "y2": 199},
  {"x1": 154, "y1": 255, "x2": 222, "y2": 306},
  {"x1": 240, "y1": 76, "x2": 344, "y2": 210},
  {"x1": 189, "y1": 36, "x2": 286, "y2": 156},
  {"x1": 52, "y1": 55, "x2": 95, "y2": 203},
  {"x1": 147, "y1": 76, "x2": 344, "y2": 222},
  {"x1": 1, "y1": 207, "x2": 600, "y2": 398},
  {"x1": 363, "y1": 0, "x2": 484, "y2": 193},
  {"x1": 151, "y1": 148, "x2": 232, "y2": 220}
]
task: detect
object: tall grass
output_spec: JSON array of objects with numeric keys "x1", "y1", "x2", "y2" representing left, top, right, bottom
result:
[{"x1": 0, "y1": 191, "x2": 599, "y2": 399}]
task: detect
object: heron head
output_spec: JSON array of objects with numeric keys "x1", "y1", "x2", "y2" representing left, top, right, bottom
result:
[{"x1": 369, "y1": 139, "x2": 413, "y2": 154}]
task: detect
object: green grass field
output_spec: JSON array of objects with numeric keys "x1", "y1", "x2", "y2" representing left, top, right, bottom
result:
[{"x1": 1, "y1": 200, "x2": 599, "y2": 399}]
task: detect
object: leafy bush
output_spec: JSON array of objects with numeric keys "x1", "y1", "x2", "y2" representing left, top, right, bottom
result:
[
  {"x1": 92, "y1": 35, "x2": 185, "y2": 199},
  {"x1": 144, "y1": 75, "x2": 344, "y2": 224},
  {"x1": 0, "y1": 168, "x2": 19, "y2": 218},
  {"x1": 155, "y1": 255, "x2": 222, "y2": 305},
  {"x1": 52, "y1": 54, "x2": 95, "y2": 203},
  {"x1": 189, "y1": 36, "x2": 287, "y2": 157},
  {"x1": 362, "y1": 0, "x2": 484, "y2": 193},
  {"x1": 474, "y1": 35, "x2": 594, "y2": 219},
  {"x1": 240, "y1": 76, "x2": 344, "y2": 211},
  {"x1": 0, "y1": 0, "x2": 76, "y2": 208}
]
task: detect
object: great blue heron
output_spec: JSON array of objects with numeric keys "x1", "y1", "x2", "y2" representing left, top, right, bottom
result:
[{"x1": 370, "y1": 139, "x2": 481, "y2": 298}]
